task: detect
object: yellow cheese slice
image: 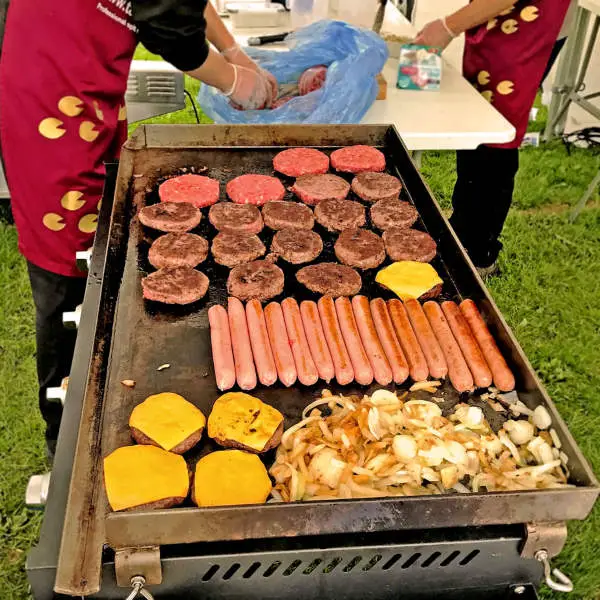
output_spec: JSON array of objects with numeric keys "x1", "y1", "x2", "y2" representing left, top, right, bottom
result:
[
  {"x1": 103, "y1": 445, "x2": 189, "y2": 511},
  {"x1": 207, "y1": 392, "x2": 283, "y2": 452},
  {"x1": 129, "y1": 392, "x2": 206, "y2": 452},
  {"x1": 376, "y1": 261, "x2": 443, "y2": 300},
  {"x1": 194, "y1": 450, "x2": 272, "y2": 506}
]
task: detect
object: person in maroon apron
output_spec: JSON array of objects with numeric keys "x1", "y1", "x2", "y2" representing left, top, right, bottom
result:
[
  {"x1": 0, "y1": 0, "x2": 276, "y2": 458},
  {"x1": 415, "y1": 0, "x2": 572, "y2": 274}
]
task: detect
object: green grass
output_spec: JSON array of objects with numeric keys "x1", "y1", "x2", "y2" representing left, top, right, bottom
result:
[{"x1": 0, "y1": 47, "x2": 599, "y2": 599}]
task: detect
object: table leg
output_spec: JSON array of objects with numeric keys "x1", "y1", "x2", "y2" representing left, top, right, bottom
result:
[
  {"x1": 544, "y1": 7, "x2": 591, "y2": 141},
  {"x1": 569, "y1": 169, "x2": 600, "y2": 223}
]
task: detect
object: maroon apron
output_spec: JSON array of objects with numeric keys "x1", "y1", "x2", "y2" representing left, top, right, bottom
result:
[
  {"x1": 0, "y1": 0, "x2": 137, "y2": 276},
  {"x1": 463, "y1": 0, "x2": 571, "y2": 148}
]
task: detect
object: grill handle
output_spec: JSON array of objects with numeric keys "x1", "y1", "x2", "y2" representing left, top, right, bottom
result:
[
  {"x1": 125, "y1": 576, "x2": 155, "y2": 600},
  {"x1": 536, "y1": 550, "x2": 573, "y2": 593}
]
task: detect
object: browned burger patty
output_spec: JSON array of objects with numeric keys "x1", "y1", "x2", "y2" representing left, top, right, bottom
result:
[
  {"x1": 334, "y1": 228, "x2": 386, "y2": 270},
  {"x1": 227, "y1": 260, "x2": 285, "y2": 301},
  {"x1": 262, "y1": 201, "x2": 314, "y2": 230},
  {"x1": 383, "y1": 227, "x2": 437, "y2": 262},
  {"x1": 296, "y1": 263, "x2": 362, "y2": 296},
  {"x1": 141, "y1": 267, "x2": 209, "y2": 304},
  {"x1": 314, "y1": 198, "x2": 366, "y2": 232},
  {"x1": 291, "y1": 174, "x2": 350, "y2": 205},
  {"x1": 370, "y1": 198, "x2": 418, "y2": 230},
  {"x1": 351, "y1": 172, "x2": 402, "y2": 203},
  {"x1": 138, "y1": 202, "x2": 201, "y2": 233},
  {"x1": 208, "y1": 202, "x2": 263, "y2": 234},
  {"x1": 148, "y1": 233, "x2": 209, "y2": 269},
  {"x1": 271, "y1": 229, "x2": 323, "y2": 264},
  {"x1": 211, "y1": 232, "x2": 266, "y2": 267}
]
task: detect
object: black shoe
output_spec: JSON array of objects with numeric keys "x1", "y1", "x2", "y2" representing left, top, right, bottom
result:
[{"x1": 476, "y1": 262, "x2": 499, "y2": 279}]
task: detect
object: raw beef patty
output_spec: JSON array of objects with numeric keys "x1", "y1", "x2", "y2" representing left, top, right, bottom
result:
[
  {"x1": 352, "y1": 172, "x2": 402, "y2": 202},
  {"x1": 330, "y1": 145, "x2": 385, "y2": 174},
  {"x1": 273, "y1": 148, "x2": 329, "y2": 177},
  {"x1": 291, "y1": 174, "x2": 350, "y2": 205},
  {"x1": 262, "y1": 201, "x2": 314, "y2": 230},
  {"x1": 159, "y1": 174, "x2": 220, "y2": 208},
  {"x1": 227, "y1": 174, "x2": 285, "y2": 206}
]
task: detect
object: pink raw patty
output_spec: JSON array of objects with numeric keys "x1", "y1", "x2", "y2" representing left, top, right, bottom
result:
[
  {"x1": 159, "y1": 174, "x2": 220, "y2": 208},
  {"x1": 330, "y1": 145, "x2": 386, "y2": 174},
  {"x1": 273, "y1": 147, "x2": 329, "y2": 177},
  {"x1": 226, "y1": 174, "x2": 286, "y2": 206}
]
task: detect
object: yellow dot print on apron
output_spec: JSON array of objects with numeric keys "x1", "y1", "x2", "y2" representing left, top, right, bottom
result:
[
  {"x1": 58, "y1": 96, "x2": 84, "y2": 117},
  {"x1": 118, "y1": 105, "x2": 127, "y2": 121},
  {"x1": 93, "y1": 101, "x2": 105, "y2": 122},
  {"x1": 496, "y1": 81, "x2": 515, "y2": 96},
  {"x1": 501, "y1": 19, "x2": 519, "y2": 34},
  {"x1": 38, "y1": 118, "x2": 66, "y2": 140},
  {"x1": 61, "y1": 191, "x2": 86, "y2": 211},
  {"x1": 477, "y1": 71, "x2": 491, "y2": 86},
  {"x1": 481, "y1": 90, "x2": 494, "y2": 103},
  {"x1": 521, "y1": 6, "x2": 540, "y2": 22},
  {"x1": 43, "y1": 212, "x2": 66, "y2": 231},
  {"x1": 499, "y1": 5, "x2": 514, "y2": 16},
  {"x1": 487, "y1": 18, "x2": 498, "y2": 30},
  {"x1": 78, "y1": 213, "x2": 98, "y2": 233},
  {"x1": 79, "y1": 121, "x2": 100, "y2": 142}
]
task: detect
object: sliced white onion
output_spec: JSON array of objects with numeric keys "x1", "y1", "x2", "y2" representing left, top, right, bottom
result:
[
  {"x1": 533, "y1": 405, "x2": 552, "y2": 430},
  {"x1": 392, "y1": 434, "x2": 418, "y2": 462}
]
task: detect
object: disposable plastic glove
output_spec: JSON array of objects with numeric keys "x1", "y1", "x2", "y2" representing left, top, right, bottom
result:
[
  {"x1": 224, "y1": 64, "x2": 273, "y2": 110},
  {"x1": 414, "y1": 18, "x2": 455, "y2": 50},
  {"x1": 222, "y1": 44, "x2": 278, "y2": 103}
]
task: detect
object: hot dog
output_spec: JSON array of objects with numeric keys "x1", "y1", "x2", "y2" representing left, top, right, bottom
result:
[
  {"x1": 441, "y1": 301, "x2": 492, "y2": 388},
  {"x1": 352, "y1": 296, "x2": 393, "y2": 385},
  {"x1": 317, "y1": 296, "x2": 354, "y2": 386},
  {"x1": 459, "y1": 299, "x2": 515, "y2": 391},
  {"x1": 282, "y1": 298, "x2": 319, "y2": 386},
  {"x1": 264, "y1": 302, "x2": 297, "y2": 387},
  {"x1": 227, "y1": 297, "x2": 257, "y2": 391},
  {"x1": 370, "y1": 298, "x2": 409, "y2": 384},
  {"x1": 245, "y1": 299, "x2": 278, "y2": 387},
  {"x1": 387, "y1": 299, "x2": 429, "y2": 382},
  {"x1": 335, "y1": 297, "x2": 373, "y2": 386},
  {"x1": 403, "y1": 298, "x2": 447, "y2": 380},
  {"x1": 423, "y1": 301, "x2": 473, "y2": 393},
  {"x1": 208, "y1": 304, "x2": 236, "y2": 391},
  {"x1": 300, "y1": 300, "x2": 335, "y2": 383}
]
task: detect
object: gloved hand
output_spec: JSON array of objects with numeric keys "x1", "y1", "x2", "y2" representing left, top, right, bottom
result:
[
  {"x1": 222, "y1": 44, "x2": 278, "y2": 104},
  {"x1": 224, "y1": 64, "x2": 273, "y2": 110},
  {"x1": 414, "y1": 18, "x2": 455, "y2": 50}
]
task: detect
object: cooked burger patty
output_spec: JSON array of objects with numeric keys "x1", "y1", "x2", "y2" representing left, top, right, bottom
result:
[
  {"x1": 226, "y1": 174, "x2": 285, "y2": 206},
  {"x1": 314, "y1": 198, "x2": 366, "y2": 232},
  {"x1": 227, "y1": 260, "x2": 285, "y2": 301},
  {"x1": 271, "y1": 229, "x2": 323, "y2": 264},
  {"x1": 208, "y1": 202, "x2": 263, "y2": 234},
  {"x1": 262, "y1": 201, "x2": 314, "y2": 231},
  {"x1": 273, "y1": 147, "x2": 329, "y2": 177},
  {"x1": 296, "y1": 263, "x2": 362, "y2": 296},
  {"x1": 142, "y1": 267, "x2": 209, "y2": 304},
  {"x1": 352, "y1": 172, "x2": 402, "y2": 203},
  {"x1": 334, "y1": 228, "x2": 386, "y2": 270},
  {"x1": 383, "y1": 227, "x2": 437, "y2": 263},
  {"x1": 370, "y1": 198, "x2": 418, "y2": 230},
  {"x1": 138, "y1": 202, "x2": 201, "y2": 233},
  {"x1": 291, "y1": 174, "x2": 350, "y2": 205},
  {"x1": 330, "y1": 145, "x2": 385, "y2": 173},
  {"x1": 159, "y1": 174, "x2": 220, "y2": 208},
  {"x1": 211, "y1": 232, "x2": 266, "y2": 267},
  {"x1": 148, "y1": 233, "x2": 209, "y2": 269}
]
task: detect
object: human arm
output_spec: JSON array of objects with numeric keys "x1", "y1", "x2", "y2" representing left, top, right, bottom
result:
[{"x1": 414, "y1": 0, "x2": 516, "y2": 49}]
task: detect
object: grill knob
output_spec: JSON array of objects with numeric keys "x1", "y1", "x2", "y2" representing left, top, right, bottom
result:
[
  {"x1": 63, "y1": 304, "x2": 82, "y2": 329},
  {"x1": 26, "y1": 472, "x2": 51, "y2": 508},
  {"x1": 47, "y1": 377, "x2": 69, "y2": 406}
]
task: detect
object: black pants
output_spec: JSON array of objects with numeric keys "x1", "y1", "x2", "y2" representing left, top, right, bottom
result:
[
  {"x1": 449, "y1": 146, "x2": 520, "y2": 268},
  {"x1": 27, "y1": 261, "x2": 86, "y2": 456}
]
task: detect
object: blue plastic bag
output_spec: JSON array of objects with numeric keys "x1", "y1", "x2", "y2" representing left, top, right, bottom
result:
[{"x1": 197, "y1": 20, "x2": 388, "y2": 124}]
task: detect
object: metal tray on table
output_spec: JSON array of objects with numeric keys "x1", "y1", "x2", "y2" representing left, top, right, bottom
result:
[{"x1": 54, "y1": 124, "x2": 599, "y2": 596}]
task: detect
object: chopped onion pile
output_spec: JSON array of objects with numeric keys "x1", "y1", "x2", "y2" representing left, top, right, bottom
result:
[{"x1": 269, "y1": 390, "x2": 571, "y2": 502}]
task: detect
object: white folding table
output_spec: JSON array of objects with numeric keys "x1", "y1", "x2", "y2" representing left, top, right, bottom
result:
[{"x1": 227, "y1": 3, "x2": 516, "y2": 154}]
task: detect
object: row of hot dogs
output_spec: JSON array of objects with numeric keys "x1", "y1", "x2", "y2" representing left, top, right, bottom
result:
[{"x1": 208, "y1": 295, "x2": 515, "y2": 394}]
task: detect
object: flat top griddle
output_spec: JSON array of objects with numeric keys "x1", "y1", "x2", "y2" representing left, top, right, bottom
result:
[{"x1": 54, "y1": 125, "x2": 599, "y2": 597}]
